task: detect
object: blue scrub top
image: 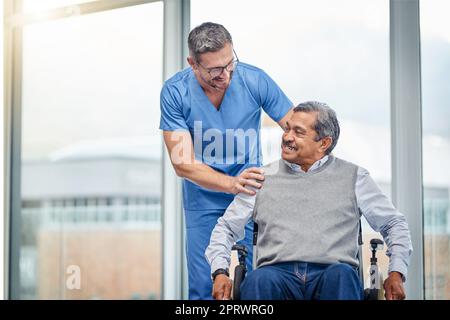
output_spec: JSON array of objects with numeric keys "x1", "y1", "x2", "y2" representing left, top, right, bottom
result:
[{"x1": 159, "y1": 62, "x2": 292, "y2": 211}]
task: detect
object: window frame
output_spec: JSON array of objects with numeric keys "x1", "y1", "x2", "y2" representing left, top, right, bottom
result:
[
  {"x1": 390, "y1": 0, "x2": 424, "y2": 300},
  {"x1": 4, "y1": 0, "x2": 170, "y2": 300}
]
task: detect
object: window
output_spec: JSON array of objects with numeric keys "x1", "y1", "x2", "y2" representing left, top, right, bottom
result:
[
  {"x1": 17, "y1": 1, "x2": 163, "y2": 299},
  {"x1": 420, "y1": 0, "x2": 450, "y2": 300},
  {"x1": 192, "y1": 0, "x2": 390, "y2": 286},
  {"x1": 23, "y1": 0, "x2": 99, "y2": 14}
]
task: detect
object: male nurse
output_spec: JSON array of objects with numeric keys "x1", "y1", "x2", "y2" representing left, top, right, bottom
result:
[{"x1": 159, "y1": 22, "x2": 293, "y2": 299}]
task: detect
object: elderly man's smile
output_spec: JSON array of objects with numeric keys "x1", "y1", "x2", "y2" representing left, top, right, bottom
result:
[{"x1": 282, "y1": 141, "x2": 298, "y2": 153}]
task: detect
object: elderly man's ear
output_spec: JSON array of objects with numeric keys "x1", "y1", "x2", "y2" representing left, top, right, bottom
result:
[{"x1": 319, "y1": 137, "x2": 333, "y2": 154}]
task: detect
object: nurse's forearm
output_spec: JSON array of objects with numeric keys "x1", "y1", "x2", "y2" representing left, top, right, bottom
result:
[
  {"x1": 174, "y1": 162, "x2": 235, "y2": 193},
  {"x1": 174, "y1": 163, "x2": 263, "y2": 195},
  {"x1": 163, "y1": 131, "x2": 263, "y2": 195}
]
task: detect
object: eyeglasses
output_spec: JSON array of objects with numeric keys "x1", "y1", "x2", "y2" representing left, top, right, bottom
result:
[{"x1": 197, "y1": 50, "x2": 239, "y2": 78}]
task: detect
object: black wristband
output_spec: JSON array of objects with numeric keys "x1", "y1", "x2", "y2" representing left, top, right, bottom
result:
[{"x1": 212, "y1": 268, "x2": 229, "y2": 281}]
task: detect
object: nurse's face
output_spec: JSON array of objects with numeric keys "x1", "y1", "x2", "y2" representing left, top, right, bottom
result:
[{"x1": 189, "y1": 42, "x2": 236, "y2": 91}]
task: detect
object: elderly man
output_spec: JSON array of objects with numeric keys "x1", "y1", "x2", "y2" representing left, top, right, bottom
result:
[
  {"x1": 160, "y1": 22, "x2": 293, "y2": 299},
  {"x1": 206, "y1": 101, "x2": 413, "y2": 300}
]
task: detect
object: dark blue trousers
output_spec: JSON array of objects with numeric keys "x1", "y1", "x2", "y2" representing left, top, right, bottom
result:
[
  {"x1": 241, "y1": 261, "x2": 363, "y2": 300},
  {"x1": 185, "y1": 209, "x2": 253, "y2": 300}
]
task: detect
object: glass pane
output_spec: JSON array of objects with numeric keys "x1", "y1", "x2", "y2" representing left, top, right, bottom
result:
[
  {"x1": 420, "y1": 0, "x2": 450, "y2": 300},
  {"x1": 20, "y1": 2, "x2": 163, "y2": 299},
  {"x1": 23, "y1": 0, "x2": 98, "y2": 14},
  {"x1": 192, "y1": 0, "x2": 390, "y2": 287}
]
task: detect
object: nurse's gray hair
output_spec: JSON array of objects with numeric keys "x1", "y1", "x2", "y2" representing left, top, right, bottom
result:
[
  {"x1": 188, "y1": 22, "x2": 233, "y2": 63},
  {"x1": 293, "y1": 101, "x2": 340, "y2": 155}
]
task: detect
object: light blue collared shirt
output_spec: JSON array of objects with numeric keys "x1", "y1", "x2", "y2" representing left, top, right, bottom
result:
[{"x1": 206, "y1": 155, "x2": 413, "y2": 280}]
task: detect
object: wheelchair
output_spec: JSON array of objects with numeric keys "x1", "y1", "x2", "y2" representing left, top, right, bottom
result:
[{"x1": 231, "y1": 222, "x2": 385, "y2": 300}]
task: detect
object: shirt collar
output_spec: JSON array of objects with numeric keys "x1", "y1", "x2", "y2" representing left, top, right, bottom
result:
[{"x1": 284, "y1": 155, "x2": 329, "y2": 173}]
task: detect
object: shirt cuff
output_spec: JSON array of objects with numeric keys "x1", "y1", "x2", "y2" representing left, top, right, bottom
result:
[
  {"x1": 388, "y1": 257, "x2": 408, "y2": 282},
  {"x1": 210, "y1": 257, "x2": 230, "y2": 276}
]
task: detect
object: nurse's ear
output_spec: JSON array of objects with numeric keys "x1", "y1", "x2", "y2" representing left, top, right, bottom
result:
[{"x1": 187, "y1": 56, "x2": 197, "y2": 70}]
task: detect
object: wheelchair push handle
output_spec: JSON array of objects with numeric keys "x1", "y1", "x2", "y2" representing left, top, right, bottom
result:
[
  {"x1": 369, "y1": 238, "x2": 384, "y2": 265},
  {"x1": 364, "y1": 238, "x2": 385, "y2": 300},
  {"x1": 370, "y1": 238, "x2": 384, "y2": 250}
]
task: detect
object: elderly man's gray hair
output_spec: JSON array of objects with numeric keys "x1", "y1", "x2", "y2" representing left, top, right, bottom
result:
[
  {"x1": 188, "y1": 22, "x2": 233, "y2": 63},
  {"x1": 293, "y1": 101, "x2": 340, "y2": 155}
]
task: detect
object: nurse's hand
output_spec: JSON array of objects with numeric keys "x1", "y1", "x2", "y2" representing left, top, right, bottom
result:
[
  {"x1": 229, "y1": 167, "x2": 265, "y2": 195},
  {"x1": 212, "y1": 274, "x2": 232, "y2": 300}
]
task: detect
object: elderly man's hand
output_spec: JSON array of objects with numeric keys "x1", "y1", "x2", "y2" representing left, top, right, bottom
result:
[
  {"x1": 212, "y1": 274, "x2": 232, "y2": 300},
  {"x1": 383, "y1": 271, "x2": 406, "y2": 300}
]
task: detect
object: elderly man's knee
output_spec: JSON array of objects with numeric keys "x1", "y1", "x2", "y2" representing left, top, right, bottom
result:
[
  {"x1": 240, "y1": 266, "x2": 288, "y2": 300},
  {"x1": 242, "y1": 267, "x2": 282, "y2": 289},
  {"x1": 318, "y1": 263, "x2": 363, "y2": 300}
]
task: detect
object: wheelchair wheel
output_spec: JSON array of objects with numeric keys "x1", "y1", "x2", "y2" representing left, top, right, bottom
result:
[{"x1": 232, "y1": 265, "x2": 246, "y2": 300}]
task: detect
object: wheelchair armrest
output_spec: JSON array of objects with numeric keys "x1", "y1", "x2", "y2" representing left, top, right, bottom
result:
[
  {"x1": 231, "y1": 244, "x2": 249, "y2": 300},
  {"x1": 232, "y1": 244, "x2": 248, "y2": 266},
  {"x1": 232, "y1": 264, "x2": 246, "y2": 300}
]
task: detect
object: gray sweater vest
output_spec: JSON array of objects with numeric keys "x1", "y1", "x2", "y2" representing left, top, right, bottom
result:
[{"x1": 253, "y1": 156, "x2": 360, "y2": 268}]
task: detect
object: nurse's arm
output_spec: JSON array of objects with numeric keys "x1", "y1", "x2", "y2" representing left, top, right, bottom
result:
[{"x1": 163, "y1": 130, "x2": 264, "y2": 195}]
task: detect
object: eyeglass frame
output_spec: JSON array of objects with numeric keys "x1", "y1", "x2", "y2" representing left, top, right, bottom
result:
[{"x1": 196, "y1": 49, "x2": 239, "y2": 78}]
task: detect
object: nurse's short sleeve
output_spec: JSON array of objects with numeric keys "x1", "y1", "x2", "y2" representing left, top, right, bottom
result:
[
  {"x1": 159, "y1": 84, "x2": 189, "y2": 131},
  {"x1": 258, "y1": 71, "x2": 293, "y2": 123}
]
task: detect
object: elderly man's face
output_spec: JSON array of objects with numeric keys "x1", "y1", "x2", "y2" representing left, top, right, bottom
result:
[
  {"x1": 281, "y1": 111, "x2": 325, "y2": 164},
  {"x1": 189, "y1": 42, "x2": 235, "y2": 91}
]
